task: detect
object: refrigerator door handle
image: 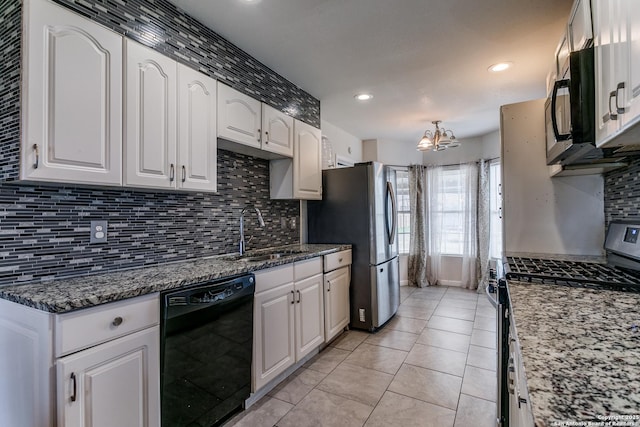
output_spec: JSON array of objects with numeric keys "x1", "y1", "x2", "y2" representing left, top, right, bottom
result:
[{"x1": 386, "y1": 181, "x2": 397, "y2": 245}]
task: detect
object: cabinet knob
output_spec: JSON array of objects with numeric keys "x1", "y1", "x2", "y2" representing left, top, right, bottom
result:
[
  {"x1": 338, "y1": 258, "x2": 343, "y2": 263},
  {"x1": 112, "y1": 316, "x2": 123, "y2": 327}
]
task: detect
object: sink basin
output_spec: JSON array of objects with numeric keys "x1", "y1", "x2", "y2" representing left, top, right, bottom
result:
[{"x1": 219, "y1": 248, "x2": 308, "y2": 262}]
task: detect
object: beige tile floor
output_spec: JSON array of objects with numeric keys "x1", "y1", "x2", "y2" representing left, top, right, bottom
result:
[{"x1": 228, "y1": 285, "x2": 498, "y2": 427}]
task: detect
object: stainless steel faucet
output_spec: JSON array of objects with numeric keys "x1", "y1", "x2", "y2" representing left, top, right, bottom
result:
[{"x1": 239, "y1": 206, "x2": 265, "y2": 255}]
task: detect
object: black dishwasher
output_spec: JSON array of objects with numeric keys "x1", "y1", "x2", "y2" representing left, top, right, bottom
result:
[{"x1": 160, "y1": 274, "x2": 255, "y2": 427}]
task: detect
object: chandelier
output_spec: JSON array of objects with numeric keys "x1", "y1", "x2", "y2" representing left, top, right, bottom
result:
[{"x1": 416, "y1": 120, "x2": 460, "y2": 151}]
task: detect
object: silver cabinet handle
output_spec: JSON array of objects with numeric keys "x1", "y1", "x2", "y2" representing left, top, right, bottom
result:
[
  {"x1": 606, "y1": 90, "x2": 618, "y2": 122},
  {"x1": 181, "y1": 165, "x2": 186, "y2": 183},
  {"x1": 615, "y1": 82, "x2": 626, "y2": 114},
  {"x1": 265, "y1": 130, "x2": 269, "y2": 143},
  {"x1": 169, "y1": 164, "x2": 175, "y2": 182},
  {"x1": 33, "y1": 144, "x2": 39, "y2": 169},
  {"x1": 112, "y1": 316, "x2": 123, "y2": 327},
  {"x1": 70, "y1": 372, "x2": 77, "y2": 402},
  {"x1": 296, "y1": 290, "x2": 301, "y2": 303},
  {"x1": 290, "y1": 290, "x2": 295, "y2": 304},
  {"x1": 257, "y1": 129, "x2": 261, "y2": 142},
  {"x1": 327, "y1": 280, "x2": 331, "y2": 292}
]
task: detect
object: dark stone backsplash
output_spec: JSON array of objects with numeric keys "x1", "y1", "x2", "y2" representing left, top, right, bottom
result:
[
  {"x1": 0, "y1": 150, "x2": 300, "y2": 286},
  {"x1": 0, "y1": 0, "x2": 318, "y2": 286},
  {"x1": 604, "y1": 157, "x2": 640, "y2": 228}
]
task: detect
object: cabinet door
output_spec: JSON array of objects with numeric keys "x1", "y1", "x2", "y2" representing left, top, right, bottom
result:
[
  {"x1": 57, "y1": 326, "x2": 160, "y2": 427},
  {"x1": 253, "y1": 283, "x2": 295, "y2": 391},
  {"x1": 594, "y1": 0, "x2": 620, "y2": 144},
  {"x1": 293, "y1": 120, "x2": 322, "y2": 200},
  {"x1": 324, "y1": 267, "x2": 350, "y2": 342},
  {"x1": 217, "y1": 83, "x2": 261, "y2": 148},
  {"x1": 177, "y1": 65, "x2": 217, "y2": 192},
  {"x1": 262, "y1": 104, "x2": 294, "y2": 157},
  {"x1": 294, "y1": 273, "x2": 325, "y2": 361},
  {"x1": 620, "y1": 0, "x2": 640, "y2": 128},
  {"x1": 125, "y1": 40, "x2": 177, "y2": 189},
  {"x1": 23, "y1": 0, "x2": 122, "y2": 185}
]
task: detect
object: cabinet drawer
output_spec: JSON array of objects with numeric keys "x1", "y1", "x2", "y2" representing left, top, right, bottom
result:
[
  {"x1": 255, "y1": 264, "x2": 294, "y2": 293},
  {"x1": 294, "y1": 257, "x2": 323, "y2": 281},
  {"x1": 55, "y1": 293, "x2": 159, "y2": 357},
  {"x1": 324, "y1": 250, "x2": 352, "y2": 272}
]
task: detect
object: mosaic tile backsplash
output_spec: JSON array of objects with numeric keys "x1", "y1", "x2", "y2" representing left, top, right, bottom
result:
[
  {"x1": 0, "y1": 0, "x2": 319, "y2": 285},
  {"x1": 604, "y1": 157, "x2": 640, "y2": 227},
  {"x1": 0, "y1": 150, "x2": 300, "y2": 286}
]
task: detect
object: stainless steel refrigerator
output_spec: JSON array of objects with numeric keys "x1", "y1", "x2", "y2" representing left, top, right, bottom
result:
[{"x1": 308, "y1": 162, "x2": 400, "y2": 331}]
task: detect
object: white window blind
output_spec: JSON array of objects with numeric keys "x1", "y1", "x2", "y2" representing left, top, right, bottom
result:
[{"x1": 396, "y1": 169, "x2": 410, "y2": 254}]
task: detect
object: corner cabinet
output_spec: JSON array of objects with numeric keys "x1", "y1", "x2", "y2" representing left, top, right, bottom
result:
[
  {"x1": 217, "y1": 83, "x2": 294, "y2": 158},
  {"x1": 0, "y1": 293, "x2": 160, "y2": 427},
  {"x1": 594, "y1": 0, "x2": 640, "y2": 148},
  {"x1": 270, "y1": 120, "x2": 323, "y2": 200},
  {"x1": 22, "y1": 0, "x2": 123, "y2": 185},
  {"x1": 125, "y1": 41, "x2": 217, "y2": 192}
]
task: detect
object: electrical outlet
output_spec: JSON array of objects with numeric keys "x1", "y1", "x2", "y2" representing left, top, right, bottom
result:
[
  {"x1": 289, "y1": 217, "x2": 297, "y2": 230},
  {"x1": 90, "y1": 220, "x2": 108, "y2": 244}
]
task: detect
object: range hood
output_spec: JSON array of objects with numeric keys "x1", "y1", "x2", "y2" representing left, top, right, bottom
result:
[{"x1": 550, "y1": 144, "x2": 640, "y2": 177}]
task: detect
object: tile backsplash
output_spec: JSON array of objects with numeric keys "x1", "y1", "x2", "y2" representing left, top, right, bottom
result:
[
  {"x1": 0, "y1": 0, "x2": 319, "y2": 286},
  {"x1": 0, "y1": 150, "x2": 300, "y2": 286},
  {"x1": 604, "y1": 157, "x2": 640, "y2": 227}
]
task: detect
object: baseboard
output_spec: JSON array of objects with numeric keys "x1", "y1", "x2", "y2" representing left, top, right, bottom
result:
[{"x1": 400, "y1": 279, "x2": 409, "y2": 287}]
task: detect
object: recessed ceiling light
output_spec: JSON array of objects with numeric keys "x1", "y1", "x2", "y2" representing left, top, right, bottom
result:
[
  {"x1": 488, "y1": 62, "x2": 513, "y2": 72},
  {"x1": 354, "y1": 93, "x2": 373, "y2": 101}
]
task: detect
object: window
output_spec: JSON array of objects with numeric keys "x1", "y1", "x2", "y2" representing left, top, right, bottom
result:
[
  {"x1": 396, "y1": 169, "x2": 410, "y2": 254},
  {"x1": 489, "y1": 160, "x2": 503, "y2": 259},
  {"x1": 433, "y1": 166, "x2": 467, "y2": 255}
]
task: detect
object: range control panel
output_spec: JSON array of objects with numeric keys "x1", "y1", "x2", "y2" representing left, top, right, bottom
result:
[{"x1": 605, "y1": 221, "x2": 640, "y2": 261}]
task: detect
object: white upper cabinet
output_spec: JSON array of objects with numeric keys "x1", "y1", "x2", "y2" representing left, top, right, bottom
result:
[
  {"x1": 217, "y1": 83, "x2": 262, "y2": 148},
  {"x1": 293, "y1": 120, "x2": 323, "y2": 200},
  {"x1": 22, "y1": 0, "x2": 122, "y2": 185},
  {"x1": 261, "y1": 104, "x2": 294, "y2": 157},
  {"x1": 595, "y1": 0, "x2": 640, "y2": 147},
  {"x1": 125, "y1": 43, "x2": 217, "y2": 192},
  {"x1": 270, "y1": 119, "x2": 322, "y2": 200},
  {"x1": 177, "y1": 64, "x2": 217, "y2": 191},
  {"x1": 124, "y1": 40, "x2": 177, "y2": 189}
]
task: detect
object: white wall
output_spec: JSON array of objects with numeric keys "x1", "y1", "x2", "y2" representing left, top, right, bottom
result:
[
  {"x1": 362, "y1": 139, "x2": 423, "y2": 166},
  {"x1": 501, "y1": 99, "x2": 605, "y2": 256},
  {"x1": 320, "y1": 120, "x2": 363, "y2": 165}
]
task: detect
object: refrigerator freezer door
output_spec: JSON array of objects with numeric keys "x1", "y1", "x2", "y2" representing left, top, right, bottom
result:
[
  {"x1": 370, "y1": 164, "x2": 399, "y2": 265},
  {"x1": 371, "y1": 256, "x2": 400, "y2": 328}
]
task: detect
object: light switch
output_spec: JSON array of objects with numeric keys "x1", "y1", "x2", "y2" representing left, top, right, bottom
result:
[{"x1": 90, "y1": 220, "x2": 108, "y2": 244}]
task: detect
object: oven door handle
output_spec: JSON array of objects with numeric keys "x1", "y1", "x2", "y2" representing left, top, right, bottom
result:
[{"x1": 485, "y1": 284, "x2": 498, "y2": 309}]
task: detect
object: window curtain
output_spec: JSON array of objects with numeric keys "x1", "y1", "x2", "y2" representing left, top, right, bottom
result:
[
  {"x1": 476, "y1": 159, "x2": 491, "y2": 293},
  {"x1": 426, "y1": 162, "x2": 479, "y2": 289},
  {"x1": 408, "y1": 165, "x2": 429, "y2": 287}
]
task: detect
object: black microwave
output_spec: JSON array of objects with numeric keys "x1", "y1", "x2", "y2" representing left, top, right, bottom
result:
[{"x1": 545, "y1": 46, "x2": 596, "y2": 165}]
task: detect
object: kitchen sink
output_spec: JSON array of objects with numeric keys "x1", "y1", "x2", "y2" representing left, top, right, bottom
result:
[{"x1": 219, "y1": 248, "x2": 309, "y2": 262}]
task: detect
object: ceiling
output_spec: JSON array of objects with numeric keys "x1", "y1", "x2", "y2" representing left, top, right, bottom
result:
[{"x1": 168, "y1": 0, "x2": 573, "y2": 144}]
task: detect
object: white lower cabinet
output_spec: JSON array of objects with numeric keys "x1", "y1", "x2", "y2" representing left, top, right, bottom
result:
[
  {"x1": 253, "y1": 259, "x2": 325, "y2": 392},
  {"x1": 57, "y1": 327, "x2": 160, "y2": 427},
  {"x1": 323, "y1": 250, "x2": 352, "y2": 342},
  {"x1": 0, "y1": 293, "x2": 160, "y2": 427},
  {"x1": 323, "y1": 266, "x2": 350, "y2": 342}
]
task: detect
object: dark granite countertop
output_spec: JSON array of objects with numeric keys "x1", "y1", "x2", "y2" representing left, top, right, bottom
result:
[
  {"x1": 508, "y1": 280, "x2": 640, "y2": 426},
  {"x1": 0, "y1": 243, "x2": 351, "y2": 313}
]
